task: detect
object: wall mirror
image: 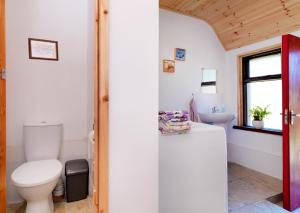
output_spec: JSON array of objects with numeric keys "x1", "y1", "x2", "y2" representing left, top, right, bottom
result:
[{"x1": 201, "y1": 68, "x2": 217, "y2": 94}]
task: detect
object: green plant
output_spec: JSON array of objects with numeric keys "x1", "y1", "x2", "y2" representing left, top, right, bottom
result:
[{"x1": 249, "y1": 105, "x2": 271, "y2": 121}]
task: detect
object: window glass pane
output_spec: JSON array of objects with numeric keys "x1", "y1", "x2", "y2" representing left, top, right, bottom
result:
[
  {"x1": 247, "y1": 80, "x2": 282, "y2": 130},
  {"x1": 249, "y1": 53, "x2": 281, "y2": 77}
]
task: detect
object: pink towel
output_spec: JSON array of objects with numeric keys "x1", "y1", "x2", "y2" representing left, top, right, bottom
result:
[{"x1": 189, "y1": 97, "x2": 201, "y2": 122}]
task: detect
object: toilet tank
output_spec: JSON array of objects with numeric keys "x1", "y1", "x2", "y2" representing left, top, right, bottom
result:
[{"x1": 24, "y1": 121, "x2": 63, "y2": 162}]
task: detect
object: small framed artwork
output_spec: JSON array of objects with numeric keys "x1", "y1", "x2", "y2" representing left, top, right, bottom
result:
[
  {"x1": 174, "y1": 48, "x2": 186, "y2": 61},
  {"x1": 163, "y1": 60, "x2": 175, "y2": 73},
  {"x1": 28, "y1": 38, "x2": 59, "y2": 61}
]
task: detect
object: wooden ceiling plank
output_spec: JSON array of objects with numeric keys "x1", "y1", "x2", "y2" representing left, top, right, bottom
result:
[
  {"x1": 206, "y1": 1, "x2": 257, "y2": 23},
  {"x1": 220, "y1": 4, "x2": 300, "y2": 41},
  {"x1": 214, "y1": 0, "x2": 300, "y2": 32},
  {"x1": 223, "y1": 12, "x2": 300, "y2": 49},
  {"x1": 190, "y1": 0, "x2": 231, "y2": 20},
  {"x1": 216, "y1": 0, "x2": 281, "y2": 23},
  {"x1": 173, "y1": 0, "x2": 196, "y2": 11},
  {"x1": 159, "y1": 0, "x2": 300, "y2": 50},
  {"x1": 225, "y1": 23, "x2": 299, "y2": 49},
  {"x1": 184, "y1": 0, "x2": 211, "y2": 12},
  {"x1": 214, "y1": 0, "x2": 284, "y2": 34},
  {"x1": 159, "y1": 0, "x2": 182, "y2": 8}
]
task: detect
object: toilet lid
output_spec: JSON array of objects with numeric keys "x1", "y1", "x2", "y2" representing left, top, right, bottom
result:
[{"x1": 11, "y1": 159, "x2": 62, "y2": 187}]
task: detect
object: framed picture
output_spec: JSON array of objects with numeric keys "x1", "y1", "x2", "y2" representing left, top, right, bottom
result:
[
  {"x1": 163, "y1": 60, "x2": 175, "y2": 73},
  {"x1": 174, "y1": 48, "x2": 186, "y2": 61},
  {"x1": 28, "y1": 38, "x2": 59, "y2": 61}
]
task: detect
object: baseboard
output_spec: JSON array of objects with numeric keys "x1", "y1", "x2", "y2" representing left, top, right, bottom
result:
[{"x1": 228, "y1": 143, "x2": 282, "y2": 179}]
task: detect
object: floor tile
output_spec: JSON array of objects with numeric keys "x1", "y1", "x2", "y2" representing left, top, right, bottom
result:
[
  {"x1": 229, "y1": 176, "x2": 278, "y2": 210},
  {"x1": 230, "y1": 201, "x2": 289, "y2": 213},
  {"x1": 228, "y1": 162, "x2": 285, "y2": 212},
  {"x1": 6, "y1": 202, "x2": 26, "y2": 213},
  {"x1": 249, "y1": 170, "x2": 283, "y2": 193},
  {"x1": 7, "y1": 197, "x2": 92, "y2": 213},
  {"x1": 228, "y1": 162, "x2": 255, "y2": 182}
]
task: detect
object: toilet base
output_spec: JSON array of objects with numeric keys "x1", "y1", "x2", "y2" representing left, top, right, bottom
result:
[{"x1": 25, "y1": 195, "x2": 54, "y2": 213}]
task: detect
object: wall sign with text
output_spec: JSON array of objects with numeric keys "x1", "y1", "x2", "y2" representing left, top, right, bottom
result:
[{"x1": 28, "y1": 38, "x2": 59, "y2": 61}]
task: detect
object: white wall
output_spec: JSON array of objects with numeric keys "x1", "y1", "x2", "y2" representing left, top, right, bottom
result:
[
  {"x1": 109, "y1": 1, "x2": 159, "y2": 213},
  {"x1": 159, "y1": 9, "x2": 225, "y2": 113},
  {"x1": 159, "y1": 8, "x2": 300, "y2": 180},
  {"x1": 6, "y1": 0, "x2": 94, "y2": 203},
  {"x1": 224, "y1": 30, "x2": 300, "y2": 179}
]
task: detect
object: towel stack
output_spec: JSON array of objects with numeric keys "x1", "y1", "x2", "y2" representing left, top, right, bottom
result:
[{"x1": 159, "y1": 110, "x2": 191, "y2": 134}]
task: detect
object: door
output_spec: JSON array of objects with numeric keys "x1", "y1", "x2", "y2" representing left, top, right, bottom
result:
[
  {"x1": 0, "y1": 0, "x2": 5, "y2": 210},
  {"x1": 282, "y1": 34, "x2": 300, "y2": 211}
]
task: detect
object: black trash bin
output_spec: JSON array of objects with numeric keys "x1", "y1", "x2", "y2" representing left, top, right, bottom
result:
[{"x1": 65, "y1": 159, "x2": 89, "y2": 202}]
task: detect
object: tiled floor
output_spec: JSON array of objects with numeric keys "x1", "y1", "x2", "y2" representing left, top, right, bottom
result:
[
  {"x1": 7, "y1": 197, "x2": 93, "y2": 213},
  {"x1": 228, "y1": 162, "x2": 288, "y2": 213},
  {"x1": 7, "y1": 165, "x2": 300, "y2": 213}
]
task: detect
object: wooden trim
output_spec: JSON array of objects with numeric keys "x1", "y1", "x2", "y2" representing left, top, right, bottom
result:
[
  {"x1": 94, "y1": 0, "x2": 109, "y2": 212},
  {"x1": 0, "y1": 0, "x2": 6, "y2": 211},
  {"x1": 28, "y1": 38, "x2": 59, "y2": 61},
  {"x1": 233, "y1": 125, "x2": 282, "y2": 136},
  {"x1": 237, "y1": 55, "x2": 243, "y2": 126},
  {"x1": 237, "y1": 44, "x2": 281, "y2": 58},
  {"x1": 93, "y1": 0, "x2": 99, "y2": 210},
  {"x1": 236, "y1": 44, "x2": 282, "y2": 126}
]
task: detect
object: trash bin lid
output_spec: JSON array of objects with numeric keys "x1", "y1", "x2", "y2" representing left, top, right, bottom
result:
[{"x1": 65, "y1": 159, "x2": 89, "y2": 176}]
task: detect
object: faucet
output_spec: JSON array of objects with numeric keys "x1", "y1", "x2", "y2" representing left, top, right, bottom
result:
[{"x1": 211, "y1": 106, "x2": 218, "y2": 113}]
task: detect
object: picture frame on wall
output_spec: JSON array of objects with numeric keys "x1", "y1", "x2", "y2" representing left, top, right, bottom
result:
[
  {"x1": 174, "y1": 48, "x2": 186, "y2": 61},
  {"x1": 163, "y1": 60, "x2": 175, "y2": 73},
  {"x1": 28, "y1": 38, "x2": 59, "y2": 61}
]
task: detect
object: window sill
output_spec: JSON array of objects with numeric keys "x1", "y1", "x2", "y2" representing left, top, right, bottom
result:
[{"x1": 233, "y1": 125, "x2": 282, "y2": 136}]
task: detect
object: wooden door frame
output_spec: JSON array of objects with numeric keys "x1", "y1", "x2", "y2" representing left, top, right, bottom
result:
[
  {"x1": 0, "y1": 0, "x2": 6, "y2": 211},
  {"x1": 0, "y1": 0, "x2": 109, "y2": 211},
  {"x1": 94, "y1": 0, "x2": 109, "y2": 213}
]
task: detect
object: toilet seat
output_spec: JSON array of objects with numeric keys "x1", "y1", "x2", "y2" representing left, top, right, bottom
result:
[{"x1": 11, "y1": 159, "x2": 62, "y2": 187}]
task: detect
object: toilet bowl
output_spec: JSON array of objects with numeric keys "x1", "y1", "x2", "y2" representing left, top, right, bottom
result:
[
  {"x1": 11, "y1": 121, "x2": 63, "y2": 213},
  {"x1": 11, "y1": 159, "x2": 62, "y2": 213}
]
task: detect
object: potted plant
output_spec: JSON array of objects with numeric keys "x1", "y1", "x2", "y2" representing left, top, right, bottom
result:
[{"x1": 249, "y1": 105, "x2": 271, "y2": 129}]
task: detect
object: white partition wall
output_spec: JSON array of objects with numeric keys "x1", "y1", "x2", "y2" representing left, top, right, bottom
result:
[{"x1": 109, "y1": 1, "x2": 159, "y2": 213}]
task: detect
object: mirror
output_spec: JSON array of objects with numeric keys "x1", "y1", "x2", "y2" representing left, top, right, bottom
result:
[{"x1": 201, "y1": 68, "x2": 217, "y2": 94}]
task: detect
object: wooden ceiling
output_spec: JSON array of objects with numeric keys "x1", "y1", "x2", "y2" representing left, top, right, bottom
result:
[{"x1": 160, "y1": 0, "x2": 300, "y2": 50}]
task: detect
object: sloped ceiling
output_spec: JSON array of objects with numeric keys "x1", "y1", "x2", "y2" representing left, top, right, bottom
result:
[{"x1": 160, "y1": 0, "x2": 300, "y2": 50}]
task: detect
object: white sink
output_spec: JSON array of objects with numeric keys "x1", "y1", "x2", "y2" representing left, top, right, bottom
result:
[{"x1": 199, "y1": 112, "x2": 235, "y2": 124}]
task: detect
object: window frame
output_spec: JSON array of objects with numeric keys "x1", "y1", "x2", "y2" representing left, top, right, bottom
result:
[{"x1": 235, "y1": 45, "x2": 283, "y2": 135}]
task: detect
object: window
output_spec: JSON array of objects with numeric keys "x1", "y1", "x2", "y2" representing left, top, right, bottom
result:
[{"x1": 241, "y1": 49, "x2": 282, "y2": 131}]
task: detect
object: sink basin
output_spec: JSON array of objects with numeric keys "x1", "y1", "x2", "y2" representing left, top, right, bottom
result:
[{"x1": 199, "y1": 112, "x2": 235, "y2": 124}]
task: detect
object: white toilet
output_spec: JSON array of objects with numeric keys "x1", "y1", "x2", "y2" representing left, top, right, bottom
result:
[{"x1": 11, "y1": 121, "x2": 63, "y2": 213}]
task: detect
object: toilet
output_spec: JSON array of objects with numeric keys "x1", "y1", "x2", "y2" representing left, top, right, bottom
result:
[{"x1": 11, "y1": 121, "x2": 63, "y2": 213}]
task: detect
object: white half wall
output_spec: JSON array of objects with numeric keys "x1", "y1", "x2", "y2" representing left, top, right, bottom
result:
[
  {"x1": 109, "y1": 1, "x2": 159, "y2": 213},
  {"x1": 224, "y1": 30, "x2": 300, "y2": 179},
  {"x1": 159, "y1": 9, "x2": 225, "y2": 113},
  {"x1": 6, "y1": 0, "x2": 94, "y2": 203}
]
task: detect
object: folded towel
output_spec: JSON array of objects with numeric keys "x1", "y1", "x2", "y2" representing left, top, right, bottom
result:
[{"x1": 159, "y1": 110, "x2": 191, "y2": 134}]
